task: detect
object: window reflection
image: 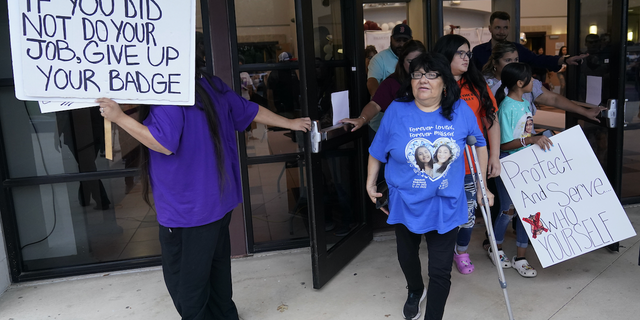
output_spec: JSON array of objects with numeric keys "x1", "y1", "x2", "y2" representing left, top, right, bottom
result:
[
  {"x1": 249, "y1": 161, "x2": 309, "y2": 243},
  {"x1": 623, "y1": 42, "x2": 640, "y2": 199},
  {"x1": 15, "y1": 180, "x2": 159, "y2": 271}
]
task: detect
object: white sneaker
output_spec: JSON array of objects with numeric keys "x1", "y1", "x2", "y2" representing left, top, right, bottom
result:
[
  {"x1": 512, "y1": 257, "x2": 537, "y2": 278},
  {"x1": 488, "y1": 248, "x2": 512, "y2": 268}
]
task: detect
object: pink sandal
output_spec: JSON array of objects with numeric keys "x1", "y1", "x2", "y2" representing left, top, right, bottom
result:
[{"x1": 453, "y1": 251, "x2": 475, "y2": 274}]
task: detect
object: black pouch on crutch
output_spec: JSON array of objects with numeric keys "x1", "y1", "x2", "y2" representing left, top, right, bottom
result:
[{"x1": 465, "y1": 136, "x2": 514, "y2": 320}]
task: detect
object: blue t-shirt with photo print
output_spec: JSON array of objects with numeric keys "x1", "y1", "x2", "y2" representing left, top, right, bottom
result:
[{"x1": 369, "y1": 99, "x2": 486, "y2": 234}]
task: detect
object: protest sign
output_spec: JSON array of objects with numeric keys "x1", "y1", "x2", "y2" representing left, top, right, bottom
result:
[
  {"x1": 499, "y1": 126, "x2": 636, "y2": 268},
  {"x1": 365, "y1": 30, "x2": 392, "y2": 53},
  {"x1": 8, "y1": 0, "x2": 196, "y2": 112}
]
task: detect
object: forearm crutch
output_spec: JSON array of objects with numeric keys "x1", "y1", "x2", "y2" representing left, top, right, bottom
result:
[{"x1": 465, "y1": 136, "x2": 514, "y2": 320}]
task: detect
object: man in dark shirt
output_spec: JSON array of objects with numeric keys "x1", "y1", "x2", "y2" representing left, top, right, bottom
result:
[{"x1": 472, "y1": 11, "x2": 587, "y2": 71}]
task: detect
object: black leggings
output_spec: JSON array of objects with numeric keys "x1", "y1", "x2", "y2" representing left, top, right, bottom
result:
[{"x1": 395, "y1": 224, "x2": 457, "y2": 320}]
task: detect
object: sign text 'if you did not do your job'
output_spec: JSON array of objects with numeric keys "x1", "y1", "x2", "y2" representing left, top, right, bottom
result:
[{"x1": 8, "y1": 0, "x2": 196, "y2": 109}]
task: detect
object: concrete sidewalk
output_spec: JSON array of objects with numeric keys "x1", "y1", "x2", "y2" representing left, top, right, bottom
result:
[{"x1": 1, "y1": 205, "x2": 639, "y2": 320}]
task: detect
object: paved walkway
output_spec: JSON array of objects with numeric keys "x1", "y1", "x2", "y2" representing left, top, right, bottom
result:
[{"x1": 1, "y1": 205, "x2": 639, "y2": 320}]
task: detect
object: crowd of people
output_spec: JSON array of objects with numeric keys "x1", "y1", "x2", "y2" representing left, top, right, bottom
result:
[
  {"x1": 342, "y1": 11, "x2": 602, "y2": 320},
  {"x1": 94, "y1": 10, "x2": 605, "y2": 320}
]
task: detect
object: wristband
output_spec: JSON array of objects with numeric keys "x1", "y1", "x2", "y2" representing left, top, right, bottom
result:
[
  {"x1": 360, "y1": 116, "x2": 367, "y2": 123},
  {"x1": 520, "y1": 137, "x2": 527, "y2": 147}
]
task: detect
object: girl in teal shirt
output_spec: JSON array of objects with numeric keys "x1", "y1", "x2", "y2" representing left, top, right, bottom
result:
[{"x1": 493, "y1": 63, "x2": 553, "y2": 278}]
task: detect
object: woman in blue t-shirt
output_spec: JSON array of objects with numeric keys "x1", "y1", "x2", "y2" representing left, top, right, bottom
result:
[
  {"x1": 97, "y1": 33, "x2": 311, "y2": 320},
  {"x1": 367, "y1": 52, "x2": 490, "y2": 320}
]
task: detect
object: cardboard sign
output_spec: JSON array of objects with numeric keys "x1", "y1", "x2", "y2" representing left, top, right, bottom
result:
[
  {"x1": 498, "y1": 126, "x2": 636, "y2": 268},
  {"x1": 8, "y1": 0, "x2": 196, "y2": 111}
]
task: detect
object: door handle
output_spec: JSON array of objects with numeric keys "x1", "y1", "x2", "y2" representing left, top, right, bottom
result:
[
  {"x1": 309, "y1": 120, "x2": 353, "y2": 153},
  {"x1": 571, "y1": 100, "x2": 617, "y2": 128},
  {"x1": 605, "y1": 99, "x2": 618, "y2": 128}
]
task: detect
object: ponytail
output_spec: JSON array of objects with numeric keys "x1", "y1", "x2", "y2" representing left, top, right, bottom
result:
[
  {"x1": 495, "y1": 83, "x2": 508, "y2": 106},
  {"x1": 495, "y1": 62, "x2": 532, "y2": 107}
]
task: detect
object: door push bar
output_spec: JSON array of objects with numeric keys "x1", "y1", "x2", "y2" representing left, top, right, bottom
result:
[
  {"x1": 309, "y1": 120, "x2": 352, "y2": 153},
  {"x1": 571, "y1": 99, "x2": 620, "y2": 128}
]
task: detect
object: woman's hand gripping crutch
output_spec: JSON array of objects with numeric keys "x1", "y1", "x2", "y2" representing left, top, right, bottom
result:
[{"x1": 465, "y1": 135, "x2": 514, "y2": 320}]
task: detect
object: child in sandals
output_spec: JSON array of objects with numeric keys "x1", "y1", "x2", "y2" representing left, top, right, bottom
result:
[{"x1": 491, "y1": 63, "x2": 553, "y2": 278}]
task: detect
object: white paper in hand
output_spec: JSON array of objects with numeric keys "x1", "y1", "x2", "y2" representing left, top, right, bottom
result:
[{"x1": 331, "y1": 90, "x2": 349, "y2": 126}]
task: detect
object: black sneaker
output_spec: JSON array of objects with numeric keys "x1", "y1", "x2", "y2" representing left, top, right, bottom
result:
[{"x1": 402, "y1": 287, "x2": 426, "y2": 320}]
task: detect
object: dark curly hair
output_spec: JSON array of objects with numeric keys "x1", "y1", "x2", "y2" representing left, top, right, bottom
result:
[
  {"x1": 397, "y1": 52, "x2": 460, "y2": 121},
  {"x1": 433, "y1": 34, "x2": 496, "y2": 129}
]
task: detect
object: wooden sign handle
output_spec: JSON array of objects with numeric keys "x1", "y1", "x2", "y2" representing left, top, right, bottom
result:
[{"x1": 104, "y1": 118, "x2": 113, "y2": 160}]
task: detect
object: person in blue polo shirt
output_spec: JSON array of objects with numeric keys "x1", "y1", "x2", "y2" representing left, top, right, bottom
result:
[
  {"x1": 367, "y1": 23, "x2": 413, "y2": 131},
  {"x1": 472, "y1": 11, "x2": 587, "y2": 72}
]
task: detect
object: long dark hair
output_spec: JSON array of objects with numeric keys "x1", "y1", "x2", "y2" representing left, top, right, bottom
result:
[
  {"x1": 435, "y1": 144, "x2": 453, "y2": 173},
  {"x1": 559, "y1": 46, "x2": 568, "y2": 56},
  {"x1": 414, "y1": 146, "x2": 433, "y2": 172},
  {"x1": 494, "y1": 62, "x2": 532, "y2": 107},
  {"x1": 482, "y1": 41, "x2": 517, "y2": 77},
  {"x1": 394, "y1": 40, "x2": 427, "y2": 82},
  {"x1": 138, "y1": 32, "x2": 226, "y2": 207},
  {"x1": 433, "y1": 34, "x2": 496, "y2": 128},
  {"x1": 398, "y1": 52, "x2": 460, "y2": 120}
]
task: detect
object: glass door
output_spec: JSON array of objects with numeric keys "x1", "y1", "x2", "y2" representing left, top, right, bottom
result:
[
  {"x1": 297, "y1": 0, "x2": 373, "y2": 289},
  {"x1": 229, "y1": 0, "x2": 372, "y2": 289},
  {"x1": 567, "y1": 0, "x2": 639, "y2": 205}
]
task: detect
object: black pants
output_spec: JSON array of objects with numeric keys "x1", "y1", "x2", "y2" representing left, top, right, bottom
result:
[
  {"x1": 159, "y1": 211, "x2": 239, "y2": 320},
  {"x1": 395, "y1": 224, "x2": 457, "y2": 320}
]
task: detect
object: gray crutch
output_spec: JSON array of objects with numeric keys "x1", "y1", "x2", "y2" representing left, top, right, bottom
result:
[{"x1": 465, "y1": 136, "x2": 514, "y2": 320}]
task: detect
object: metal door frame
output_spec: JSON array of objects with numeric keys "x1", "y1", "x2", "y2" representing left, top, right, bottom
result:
[{"x1": 566, "y1": 0, "x2": 627, "y2": 200}]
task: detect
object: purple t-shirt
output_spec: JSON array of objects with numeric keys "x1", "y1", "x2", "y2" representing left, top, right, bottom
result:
[
  {"x1": 144, "y1": 76, "x2": 259, "y2": 228},
  {"x1": 372, "y1": 74, "x2": 401, "y2": 112}
]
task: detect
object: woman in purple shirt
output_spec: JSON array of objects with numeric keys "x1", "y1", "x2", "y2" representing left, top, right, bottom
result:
[
  {"x1": 97, "y1": 33, "x2": 310, "y2": 320},
  {"x1": 340, "y1": 40, "x2": 427, "y2": 132}
]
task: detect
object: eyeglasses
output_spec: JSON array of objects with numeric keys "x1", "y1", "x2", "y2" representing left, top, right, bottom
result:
[
  {"x1": 410, "y1": 72, "x2": 441, "y2": 80},
  {"x1": 455, "y1": 50, "x2": 473, "y2": 59}
]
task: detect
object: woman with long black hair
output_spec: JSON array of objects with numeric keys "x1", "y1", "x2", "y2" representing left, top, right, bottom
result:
[
  {"x1": 433, "y1": 34, "x2": 498, "y2": 275},
  {"x1": 97, "y1": 33, "x2": 310, "y2": 320}
]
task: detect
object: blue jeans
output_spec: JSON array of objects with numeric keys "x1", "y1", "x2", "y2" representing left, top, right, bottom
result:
[
  {"x1": 494, "y1": 175, "x2": 529, "y2": 249},
  {"x1": 456, "y1": 174, "x2": 476, "y2": 252}
]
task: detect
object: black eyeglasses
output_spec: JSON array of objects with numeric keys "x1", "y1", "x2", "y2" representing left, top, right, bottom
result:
[
  {"x1": 455, "y1": 50, "x2": 473, "y2": 59},
  {"x1": 410, "y1": 72, "x2": 441, "y2": 80}
]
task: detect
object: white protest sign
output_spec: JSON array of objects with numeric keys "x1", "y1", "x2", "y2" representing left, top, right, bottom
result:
[
  {"x1": 39, "y1": 100, "x2": 97, "y2": 113},
  {"x1": 365, "y1": 30, "x2": 392, "y2": 54},
  {"x1": 8, "y1": 0, "x2": 196, "y2": 112},
  {"x1": 499, "y1": 126, "x2": 636, "y2": 268}
]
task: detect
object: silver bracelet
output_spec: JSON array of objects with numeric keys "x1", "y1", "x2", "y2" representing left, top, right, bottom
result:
[{"x1": 360, "y1": 116, "x2": 367, "y2": 122}]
